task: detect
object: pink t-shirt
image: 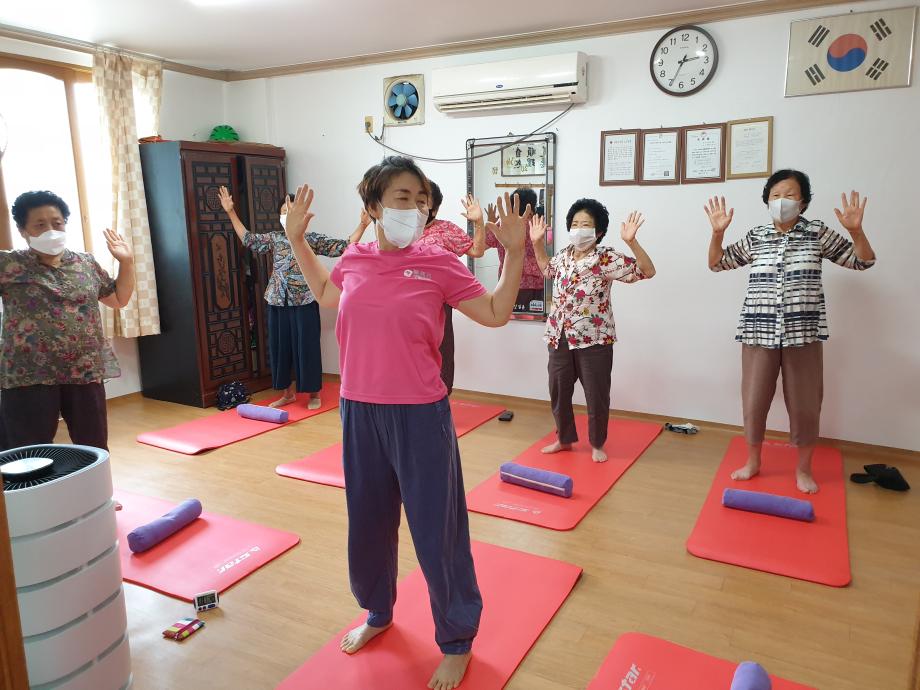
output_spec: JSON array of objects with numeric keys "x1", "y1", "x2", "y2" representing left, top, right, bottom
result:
[{"x1": 330, "y1": 241, "x2": 486, "y2": 404}]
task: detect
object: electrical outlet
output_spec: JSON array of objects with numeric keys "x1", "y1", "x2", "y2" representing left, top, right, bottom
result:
[{"x1": 364, "y1": 116, "x2": 374, "y2": 133}]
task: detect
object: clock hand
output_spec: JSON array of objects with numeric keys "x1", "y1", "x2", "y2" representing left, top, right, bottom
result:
[{"x1": 669, "y1": 55, "x2": 688, "y2": 86}]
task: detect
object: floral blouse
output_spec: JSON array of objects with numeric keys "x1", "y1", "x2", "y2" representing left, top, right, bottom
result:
[
  {"x1": 243, "y1": 230, "x2": 348, "y2": 306},
  {"x1": 543, "y1": 245, "x2": 646, "y2": 350},
  {"x1": 486, "y1": 226, "x2": 544, "y2": 289},
  {"x1": 0, "y1": 249, "x2": 120, "y2": 388},
  {"x1": 418, "y1": 219, "x2": 473, "y2": 256}
]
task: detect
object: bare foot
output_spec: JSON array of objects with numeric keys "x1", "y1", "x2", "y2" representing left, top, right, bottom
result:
[
  {"x1": 591, "y1": 447, "x2": 607, "y2": 463},
  {"x1": 307, "y1": 395, "x2": 322, "y2": 410},
  {"x1": 730, "y1": 460, "x2": 761, "y2": 481},
  {"x1": 340, "y1": 621, "x2": 391, "y2": 654},
  {"x1": 268, "y1": 395, "x2": 296, "y2": 409},
  {"x1": 796, "y1": 470, "x2": 819, "y2": 494},
  {"x1": 541, "y1": 441, "x2": 572, "y2": 454},
  {"x1": 428, "y1": 652, "x2": 472, "y2": 690}
]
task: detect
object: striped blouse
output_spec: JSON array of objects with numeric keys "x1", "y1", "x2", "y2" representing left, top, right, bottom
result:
[{"x1": 714, "y1": 218, "x2": 875, "y2": 348}]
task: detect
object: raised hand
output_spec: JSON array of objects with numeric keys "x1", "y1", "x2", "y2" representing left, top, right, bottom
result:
[
  {"x1": 359, "y1": 207, "x2": 372, "y2": 228},
  {"x1": 704, "y1": 196, "x2": 734, "y2": 235},
  {"x1": 489, "y1": 192, "x2": 528, "y2": 251},
  {"x1": 460, "y1": 194, "x2": 483, "y2": 224},
  {"x1": 620, "y1": 211, "x2": 645, "y2": 243},
  {"x1": 529, "y1": 214, "x2": 548, "y2": 244},
  {"x1": 284, "y1": 184, "x2": 315, "y2": 243},
  {"x1": 485, "y1": 202, "x2": 499, "y2": 224},
  {"x1": 104, "y1": 228, "x2": 133, "y2": 263},
  {"x1": 834, "y1": 191, "x2": 867, "y2": 234},
  {"x1": 218, "y1": 186, "x2": 234, "y2": 214}
]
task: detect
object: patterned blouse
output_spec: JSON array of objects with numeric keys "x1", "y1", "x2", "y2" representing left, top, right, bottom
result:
[
  {"x1": 418, "y1": 219, "x2": 473, "y2": 256},
  {"x1": 0, "y1": 249, "x2": 120, "y2": 389},
  {"x1": 486, "y1": 227, "x2": 545, "y2": 290},
  {"x1": 543, "y1": 245, "x2": 646, "y2": 350},
  {"x1": 714, "y1": 218, "x2": 875, "y2": 348},
  {"x1": 243, "y1": 230, "x2": 348, "y2": 307}
]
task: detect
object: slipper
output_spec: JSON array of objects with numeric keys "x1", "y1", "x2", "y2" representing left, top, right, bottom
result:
[{"x1": 850, "y1": 464, "x2": 910, "y2": 491}]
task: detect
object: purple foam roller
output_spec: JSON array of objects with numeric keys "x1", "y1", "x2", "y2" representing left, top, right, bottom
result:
[
  {"x1": 722, "y1": 488, "x2": 814, "y2": 522},
  {"x1": 237, "y1": 403, "x2": 288, "y2": 424},
  {"x1": 127, "y1": 498, "x2": 202, "y2": 553},
  {"x1": 499, "y1": 462, "x2": 573, "y2": 498},
  {"x1": 731, "y1": 661, "x2": 772, "y2": 690}
]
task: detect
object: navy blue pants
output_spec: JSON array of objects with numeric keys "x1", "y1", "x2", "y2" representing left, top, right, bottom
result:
[
  {"x1": 341, "y1": 397, "x2": 482, "y2": 655},
  {"x1": 267, "y1": 302, "x2": 322, "y2": 393}
]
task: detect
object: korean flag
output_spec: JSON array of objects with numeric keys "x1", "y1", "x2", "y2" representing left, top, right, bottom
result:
[{"x1": 785, "y1": 6, "x2": 916, "y2": 96}]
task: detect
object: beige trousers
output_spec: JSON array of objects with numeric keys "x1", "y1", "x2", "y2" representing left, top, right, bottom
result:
[{"x1": 741, "y1": 342, "x2": 823, "y2": 447}]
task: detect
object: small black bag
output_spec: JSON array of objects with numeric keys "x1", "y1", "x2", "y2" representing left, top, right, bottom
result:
[{"x1": 215, "y1": 381, "x2": 251, "y2": 410}]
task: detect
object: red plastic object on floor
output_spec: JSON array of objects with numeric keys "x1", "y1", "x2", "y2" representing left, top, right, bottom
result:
[
  {"x1": 114, "y1": 489, "x2": 300, "y2": 601},
  {"x1": 276, "y1": 541, "x2": 581, "y2": 690},
  {"x1": 588, "y1": 633, "x2": 816, "y2": 689},
  {"x1": 687, "y1": 436, "x2": 850, "y2": 586},
  {"x1": 465, "y1": 416, "x2": 661, "y2": 530},
  {"x1": 136, "y1": 382, "x2": 340, "y2": 454}
]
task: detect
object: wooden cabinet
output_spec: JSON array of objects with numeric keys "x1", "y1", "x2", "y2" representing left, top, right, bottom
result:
[{"x1": 138, "y1": 141, "x2": 286, "y2": 407}]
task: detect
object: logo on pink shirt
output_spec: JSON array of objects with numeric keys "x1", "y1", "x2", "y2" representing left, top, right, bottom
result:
[{"x1": 403, "y1": 268, "x2": 433, "y2": 281}]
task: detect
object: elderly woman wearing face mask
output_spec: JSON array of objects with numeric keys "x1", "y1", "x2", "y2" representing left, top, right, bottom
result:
[
  {"x1": 706, "y1": 169, "x2": 876, "y2": 494},
  {"x1": 218, "y1": 186, "x2": 366, "y2": 409},
  {"x1": 531, "y1": 199, "x2": 656, "y2": 463},
  {"x1": 0, "y1": 190, "x2": 134, "y2": 450}
]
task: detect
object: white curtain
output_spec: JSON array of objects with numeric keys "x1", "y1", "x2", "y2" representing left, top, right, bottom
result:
[{"x1": 92, "y1": 51, "x2": 161, "y2": 337}]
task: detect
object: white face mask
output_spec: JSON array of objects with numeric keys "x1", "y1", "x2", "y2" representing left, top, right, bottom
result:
[
  {"x1": 768, "y1": 198, "x2": 801, "y2": 224},
  {"x1": 568, "y1": 227, "x2": 596, "y2": 251},
  {"x1": 28, "y1": 229, "x2": 67, "y2": 256},
  {"x1": 379, "y1": 207, "x2": 427, "y2": 248}
]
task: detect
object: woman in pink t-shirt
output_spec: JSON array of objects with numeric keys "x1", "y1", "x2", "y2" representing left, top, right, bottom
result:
[{"x1": 282, "y1": 156, "x2": 527, "y2": 690}]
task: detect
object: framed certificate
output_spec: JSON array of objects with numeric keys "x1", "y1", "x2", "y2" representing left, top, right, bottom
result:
[
  {"x1": 599, "y1": 129, "x2": 641, "y2": 186},
  {"x1": 681, "y1": 123, "x2": 725, "y2": 183},
  {"x1": 501, "y1": 140, "x2": 548, "y2": 176},
  {"x1": 639, "y1": 128, "x2": 681, "y2": 185},
  {"x1": 726, "y1": 116, "x2": 773, "y2": 179}
]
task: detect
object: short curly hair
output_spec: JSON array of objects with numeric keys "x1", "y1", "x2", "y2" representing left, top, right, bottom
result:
[
  {"x1": 762, "y1": 169, "x2": 812, "y2": 211},
  {"x1": 357, "y1": 156, "x2": 430, "y2": 217},
  {"x1": 11, "y1": 191, "x2": 70, "y2": 229},
  {"x1": 565, "y1": 198, "x2": 610, "y2": 242}
]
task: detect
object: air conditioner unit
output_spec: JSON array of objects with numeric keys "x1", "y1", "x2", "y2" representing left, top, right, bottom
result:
[
  {"x1": 3, "y1": 444, "x2": 132, "y2": 690},
  {"x1": 433, "y1": 52, "x2": 587, "y2": 113}
]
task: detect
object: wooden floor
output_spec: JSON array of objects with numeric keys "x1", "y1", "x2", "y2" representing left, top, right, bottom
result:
[{"x1": 91, "y1": 382, "x2": 920, "y2": 690}]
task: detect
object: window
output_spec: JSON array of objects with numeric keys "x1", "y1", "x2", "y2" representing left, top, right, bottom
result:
[{"x1": 0, "y1": 54, "x2": 111, "y2": 255}]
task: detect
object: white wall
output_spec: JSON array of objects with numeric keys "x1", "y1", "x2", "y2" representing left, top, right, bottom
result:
[
  {"x1": 224, "y1": 0, "x2": 920, "y2": 451},
  {"x1": 159, "y1": 70, "x2": 226, "y2": 142}
]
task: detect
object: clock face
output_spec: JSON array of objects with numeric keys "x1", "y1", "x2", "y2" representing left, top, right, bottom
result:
[{"x1": 650, "y1": 25, "x2": 719, "y2": 96}]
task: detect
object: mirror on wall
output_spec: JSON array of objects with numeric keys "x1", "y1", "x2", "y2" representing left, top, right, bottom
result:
[{"x1": 466, "y1": 132, "x2": 555, "y2": 321}]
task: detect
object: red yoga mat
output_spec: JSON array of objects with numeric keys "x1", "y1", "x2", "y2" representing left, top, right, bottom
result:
[
  {"x1": 114, "y1": 489, "x2": 300, "y2": 601},
  {"x1": 686, "y1": 437, "x2": 850, "y2": 587},
  {"x1": 275, "y1": 399, "x2": 505, "y2": 488},
  {"x1": 276, "y1": 541, "x2": 581, "y2": 690},
  {"x1": 588, "y1": 633, "x2": 816, "y2": 689},
  {"x1": 466, "y1": 417, "x2": 661, "y2": 530},
  {"x1": 136, "y1": 382, "x2": 340, "y2": 454}
]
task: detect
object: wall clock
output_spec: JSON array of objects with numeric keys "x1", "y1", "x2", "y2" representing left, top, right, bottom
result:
[{"x1": 650, "y1": 25, "x2": 719, "y2": 96}]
